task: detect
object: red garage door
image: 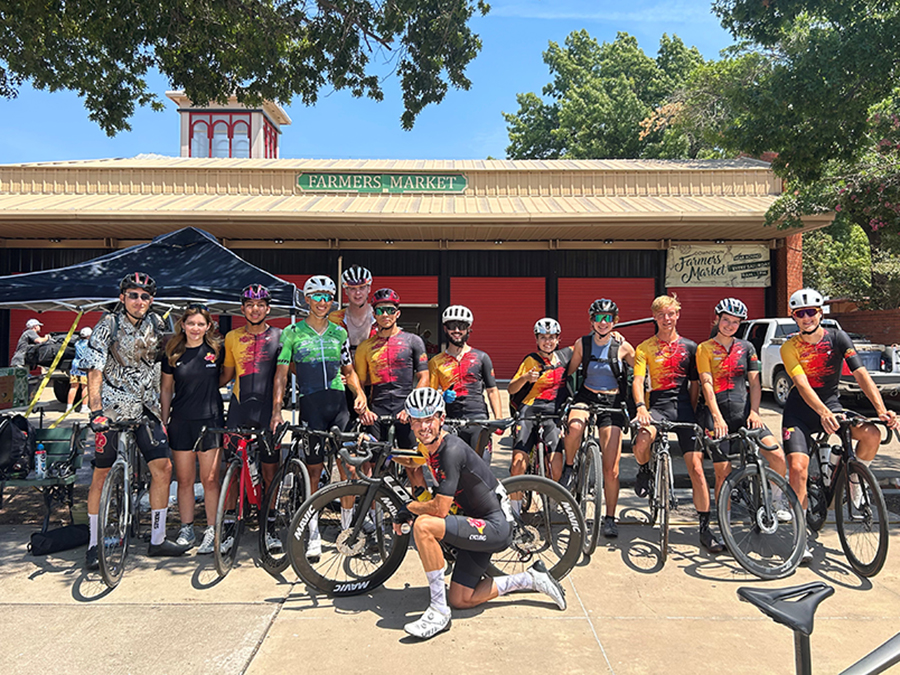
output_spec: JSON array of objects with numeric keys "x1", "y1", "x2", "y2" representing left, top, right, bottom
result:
[
  {"x1": 368, "y1": 276, "x2": 438, "y2": 306},
  {"x1": 451, "y1": 277, "x2": 545, "y2": 379},
  {"x1": 558, "y1": 278, "x2": 657, "y2": 348},
  {"x1": 667, "y1": 287, "x2": 766, "y2": 344}
]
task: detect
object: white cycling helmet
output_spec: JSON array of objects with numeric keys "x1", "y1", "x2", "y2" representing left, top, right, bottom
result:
[
  {"x1": 789, "y1": 288, "x2": 824, "y2": 311},
  {"x1": 79, "y1": 327, "x2": 93, "y2": 339},
  {"x1": 303, "y1": 275, "x2": 337, "y2": 296},
  {"x1": 534, "y1": 317, "x2": 561, "y2": 335},
  {"x1": 714, "y1": 297, "x2": 748, "y2": 319},
  {"x1": 442, "y1": 305, "x2": 474, "y2": 326},
  {"x1": 341, "y1": 265, "x2": 372, "y2": 287},
  {"x1": 404, "y1": 387, "x2": 446, "y2": 419}
]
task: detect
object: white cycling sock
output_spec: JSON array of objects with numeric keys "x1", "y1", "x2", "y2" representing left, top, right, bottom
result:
[
  {"x1": 88, "y1": 513, "x2": 99, "y2": 547},
  {"x1": 308, "y1": 512, "x2": 320, "y2": 540},
  {"x1": 511, "y1": 499, "x2": 522, "y2": 517},
  {"x1": 860, "y1": 459, "x2": 872, "y2": 469},
  {"x1": 426, "y1": 569, "x2": 450, "y2": 615},
  {"x1": 495, "y1": 572, "x2": 533, "y2": 596},
  {"x1": 151, "y1": 508, "x2": 166, "y2": 546},
  {"x1": 341, "y1": 507, "x2": 354, "y2": 530}
]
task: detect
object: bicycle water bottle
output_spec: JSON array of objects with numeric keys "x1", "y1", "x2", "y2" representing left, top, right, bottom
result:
[
  {"x1": 824, "y1": 446, "x2": 841, "y2": 487},
  {"x1": 34, "y1": 443, "x2": 46, "y2": 479}
]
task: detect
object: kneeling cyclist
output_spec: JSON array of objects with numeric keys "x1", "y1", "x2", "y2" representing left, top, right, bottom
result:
[
  {"x1": 399, "y1": 387, "x2": 566, "y2": 640},
  {"x1": 508, "y1": 319, "x2": 572, "y2": 513}
]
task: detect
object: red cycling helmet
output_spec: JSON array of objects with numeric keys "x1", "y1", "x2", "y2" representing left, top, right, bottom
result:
[{"x1": 372, "y1": 288, "x2": 400, "y2": 306}]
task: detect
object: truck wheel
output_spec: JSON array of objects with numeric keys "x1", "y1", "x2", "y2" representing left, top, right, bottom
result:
[
  {"x1": 773, "y1": 370, "x2": 791, "y2": 408},
  {"x1": 52, "y1": 378, "x2": 70, "y2": 404}
]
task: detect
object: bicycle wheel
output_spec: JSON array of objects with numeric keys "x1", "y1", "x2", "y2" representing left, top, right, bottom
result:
[
  {"x1": 214, "y1": 459, "x2": 246, "y2": 577},
  {"x1": 287, "y1": 481, "x2": 410, "y2": 596},
  {"x1": 718, "y1": 466, "x2": 806, "y2": 580},
  {"x1": 488, "y1": 475, "x2": 584, "y2": 581},
  {"x1": 259, "y1": 458, "x2": 311, "y2": 576},
  {"x1": 97, "y1": 461, "x2": 129, "y2": 588},
  {"x1": 656, "y1": 454, "x2": 670, "y2": 564},
  {"x1": 576, "y1": 438, "x2": 603, "y2": 556},
  {"x1": 835, "y1": 460, "x2": 889, "y2": 577}
]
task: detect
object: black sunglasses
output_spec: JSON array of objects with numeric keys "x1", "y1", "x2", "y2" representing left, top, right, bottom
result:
[{"x1": 126, "y1": 292, "x2": 152, "y2": 302}]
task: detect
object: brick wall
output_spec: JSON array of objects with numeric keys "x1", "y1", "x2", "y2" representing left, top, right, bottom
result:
[
  {"x1": 830, "y1": 309, "x2": 900, "y2": 345},
  {"x1": 775, "y1": 232, "x2": 804, "y2": 316}
]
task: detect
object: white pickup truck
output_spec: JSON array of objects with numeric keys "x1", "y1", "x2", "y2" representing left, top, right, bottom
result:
[{"x1": 737, "y1": 317, "x2": 900, "y2": 407}]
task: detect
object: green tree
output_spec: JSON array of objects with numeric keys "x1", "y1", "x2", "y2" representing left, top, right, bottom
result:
[
  {"x1": 503, "y1": 30, "x2": 707, "y2": 160},
  {"x1": 660, "y1": 1, "x2": 900, "y2": 307},
  {"x1": 0, "y1": 0, "x2": 489, "y2": 135}
]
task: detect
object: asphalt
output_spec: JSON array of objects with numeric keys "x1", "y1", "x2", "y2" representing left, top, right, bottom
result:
[{"x1": 1, "y1": 394, "x2": 900, "y2": 674}]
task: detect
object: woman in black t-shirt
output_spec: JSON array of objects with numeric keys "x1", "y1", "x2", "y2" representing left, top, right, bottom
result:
[{"x1": 161, "y1": 305, "x2": 224, "y2": 554}]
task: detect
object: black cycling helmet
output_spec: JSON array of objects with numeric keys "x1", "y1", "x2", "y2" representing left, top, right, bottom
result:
[
  {"x1": 589, "y1": 298, "x2": 618, "y2": 318},
  {"x1": 120, "y1": 272, "x2": 156, "y2": 296}
]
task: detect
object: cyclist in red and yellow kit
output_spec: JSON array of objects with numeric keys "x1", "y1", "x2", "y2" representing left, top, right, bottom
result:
[
  {"x1": 632, "y1": 295, "x2": 724, "y2": 554},
  {"x1": 428, "y1": 305, "x2": 503, "y2": 458},
  {"x1": 780, "y1": 288, "x2": 898, "y2": 522},
  {"x1": 329, "y1": 264, "x2": 377, "y2": 352}
]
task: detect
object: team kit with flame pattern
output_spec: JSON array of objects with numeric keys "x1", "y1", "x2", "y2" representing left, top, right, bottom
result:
[{"x1": 83, "y1": 267, "x2": 898, "y2": 639}]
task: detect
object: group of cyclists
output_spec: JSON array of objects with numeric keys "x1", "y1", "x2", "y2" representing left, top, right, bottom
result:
[{"x1": 77, "y1": 265, "x2": 898, "y2": 639}]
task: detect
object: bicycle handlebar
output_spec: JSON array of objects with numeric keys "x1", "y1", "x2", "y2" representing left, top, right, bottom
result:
[
  {"x1": 443, "y1": 417, "x2": 515, "y2": 431},
  {"x1": 703, "y1": 426, "x2": 779, "y2": 452},
  {"x1": 567, "y1": 401, "x2": 630, "y2": 419},
  {"x1": 833, "y1": 410, "x2": 899, "y2": 446}
]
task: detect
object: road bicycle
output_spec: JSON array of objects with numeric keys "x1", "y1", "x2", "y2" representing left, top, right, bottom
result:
[
  {"x1": 97, "y1": 419, "x2": 153, "y2": 588},
  {"x1": 257, "y1": 424, "x2": 313, "y2": 576},
  {"x1": 442, "y1": 416, "x2": 515, "y2": 465},
  {"x1": 196, "y1": 424, "x2": 284, "y2": 577},
  {"x1": 631, "y1": 417, "x2": 704, "y2": 565},
  {"x1": 805, "y1": 410, "x2": 894, "y2": 577},
  {"x1": 706, "y1": 427, "x2": 805, "y2": 579},
  {"x1": 287, "y1": 428, "x2": 585, "y2": 596},
  {"x1": 738, "y1": 581, "x2": 900, "y2": 674}
]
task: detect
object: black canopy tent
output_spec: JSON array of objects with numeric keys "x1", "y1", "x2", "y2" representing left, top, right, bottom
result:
[{"x1": 0, "y1": 227, "x2": 302, "y2": 315}]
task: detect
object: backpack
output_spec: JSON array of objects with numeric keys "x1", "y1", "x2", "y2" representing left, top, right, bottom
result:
[
  {"x1": 0, "y1": 414, "x2": 37, "y2": 479},
  {"x1": 508, "y1": 352, "x2": 545, "y2": 416},
  {"x1": 576, "y1": 335, "x2": 636, "y2": 417}
]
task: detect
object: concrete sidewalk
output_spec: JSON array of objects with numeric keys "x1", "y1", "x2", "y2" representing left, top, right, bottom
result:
[{"x1": 1, "y1": 396, "x2": 899, "y2": 674}]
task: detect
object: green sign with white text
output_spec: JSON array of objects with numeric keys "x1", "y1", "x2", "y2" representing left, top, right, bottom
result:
[{"x1": 297, "y1": 173, "x2": 467, "y2": 194}]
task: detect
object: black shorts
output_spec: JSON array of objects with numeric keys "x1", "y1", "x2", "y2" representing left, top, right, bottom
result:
[
  {"x1": 698, "y1": 406, "x2": 772, "y2": 463},
  {"x1": 300, "y1": 389, "x2": 350, "y2": 464},
  {"x1": 573, "y1": 388, "x2": 626, "y2": 429},
  {"x1": 782, "y1": 390, "x2": 842, "y2": 455},
  {"x1": 455, "y1": 425, "x2": 491, "y2": 458},
  {"x1": 442, "y1": 511, "x2": 512, "y2": 589},
  {"x1": 366, "y1": 418, "x2": 417, "y2": 450},
  {"x1": 93, "y1": 414, "x2": 170, "y2": 469},
  {"x1": 513, "y1": 405, "x2": 563, "y2": 456},
  {"x1": 226, "y1": 397, "x2": 272, "y2": 434},
  {"x1": 648, "y1": 396, "x2": 699, "y2": 455},
  {"x1": 168, "y1": 414, "x2": 223, "y2": 452}
]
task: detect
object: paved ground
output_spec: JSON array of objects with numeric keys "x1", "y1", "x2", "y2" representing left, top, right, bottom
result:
[{"x1": 1, "y1": 394, "x2": 899, "y2": 674}]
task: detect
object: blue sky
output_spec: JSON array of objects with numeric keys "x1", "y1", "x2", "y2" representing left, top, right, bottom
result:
[{"x1": 0, "y1": 1, "x2": 736, "y2": 164}]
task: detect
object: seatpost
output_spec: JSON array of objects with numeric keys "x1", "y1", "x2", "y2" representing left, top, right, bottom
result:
[{"x1": 794, "y1": 631, "x2": 812, "y2": 675}]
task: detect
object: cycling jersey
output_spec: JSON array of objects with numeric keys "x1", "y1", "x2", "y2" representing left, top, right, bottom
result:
[
  {"x1": 426, "y1": 434, "x2": 505, "y2": 518},
  {"x1": 781, "y1": 328, "x2": 863, "y2": 396},
  {"x1": 161, "y1": 344, "x2": 223, "y2": 420},
  {"x1": 511, "y1": 348, "x2": 573, "y2": 410},
  {"x1": 429, "y1": 347, "x2": 497, "y2": 418},
  {"x1": 696, "y1": 337, "x2": 759, "y2": 421},
  {"x1": 329, "y1": 307, "x2": 377, "y2": 348},
  {"x1": 354, "y1": 330, "x2": 428, "y2": 414},
  {"x1": 223, "y1": 324, "x2": 281, "y2": 406},
  {"x1": 634, "y1": 335, "x2": 698, "y2": 405}
]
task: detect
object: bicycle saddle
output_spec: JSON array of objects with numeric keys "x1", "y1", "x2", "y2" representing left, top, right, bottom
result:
[{"x1": 737, "y1": 582, "x2": 834, "y2": 636}]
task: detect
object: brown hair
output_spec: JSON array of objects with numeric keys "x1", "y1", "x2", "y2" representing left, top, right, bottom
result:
[
  {"x1": 650, "y1": 294, "x2": 681, "y2": 314},
  {"x1": 165, "y1": 306, "x2": 221, "y2": 367}
]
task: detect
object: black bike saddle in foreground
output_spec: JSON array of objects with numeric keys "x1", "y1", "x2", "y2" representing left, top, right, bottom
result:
[{"x1": 737, "y1": 582, "x2": 835, "y2": 636}]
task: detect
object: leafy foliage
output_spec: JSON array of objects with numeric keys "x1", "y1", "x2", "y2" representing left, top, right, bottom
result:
[
  {"x1": 0, "y1": 0, "x2": 489, "y2": 135},
  {"x1": 503, "y1": 31, "x2": 710, "y2": 160}
]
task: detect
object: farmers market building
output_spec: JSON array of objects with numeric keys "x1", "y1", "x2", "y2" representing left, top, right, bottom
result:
[{"x1": 0, "y1": 96, "x2": 831, "y2": 378}]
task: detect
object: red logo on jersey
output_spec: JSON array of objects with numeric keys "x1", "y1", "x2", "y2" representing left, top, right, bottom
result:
[
  {"x1": 204, "y1": 352, "x2": 216, "y2": 362},
  {"x1": 467, "y1": 518, "x2": 486, "y2": 534}
]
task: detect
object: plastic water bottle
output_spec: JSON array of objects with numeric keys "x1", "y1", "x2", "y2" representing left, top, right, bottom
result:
[
  {"x1": 824, "y1": 446, "x2": 841, "y2": 487},
  {"x1": 34, "y1": 443, "x2": 46, "y2": 479}
]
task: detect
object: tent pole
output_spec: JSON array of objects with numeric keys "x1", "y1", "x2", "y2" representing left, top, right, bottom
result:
[
  {"x1": 26, "y1": 310, "x2": 83, "y2": 417},
  {"x1": 337, "y1": 255, "x2": 343, "y2": 306}
]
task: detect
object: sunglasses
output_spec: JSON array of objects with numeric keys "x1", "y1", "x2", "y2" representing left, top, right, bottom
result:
[
  {"x1": 126, "y1": 292, "x2": 152, "y2": 302},
  {"x1": 592, "y1": 313, "x2": 614, "y2": 323},
  {"x1": 444, "y1": 321, "x2": 470, "y2": 332},
  {"x1": 308, "y1": 293, "x2": 333, "y2": 303},
  {"x1": 374, "y1": 306, "x2": 398, "y2": 316},
  {"x1": 186, "y1": 303, "x2": 209, "y2": 312},
  {"x1": 793, "y1": 308, "x2": 819, "y2": 319}
]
